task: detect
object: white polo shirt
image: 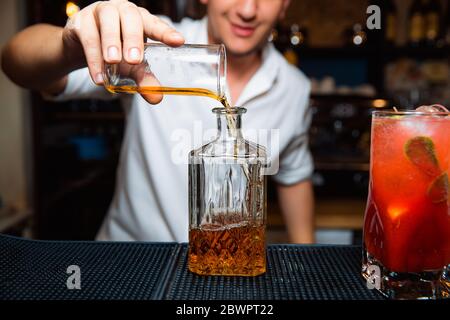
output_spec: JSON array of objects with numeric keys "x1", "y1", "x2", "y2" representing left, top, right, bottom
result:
[{"x1": 53, "y1": 17, "x2": 313, "y2": 242}]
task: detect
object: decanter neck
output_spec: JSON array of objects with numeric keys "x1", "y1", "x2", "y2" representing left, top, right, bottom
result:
[{"x1": 214, "y1": 108, "x2": 246, "y2": 140}]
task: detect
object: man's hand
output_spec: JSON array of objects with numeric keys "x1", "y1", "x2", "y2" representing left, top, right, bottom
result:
[
  {"x1": 2, "y1": 0, "x2": 185, "y2": 98},
  {"x1": 62, "y1": 0, "x2": 185, "y2": 85}
]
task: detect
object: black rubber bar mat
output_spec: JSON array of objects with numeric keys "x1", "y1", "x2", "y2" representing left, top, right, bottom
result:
[
  {"x1": 0, "y1": 234, "x2": 179, "y2": 300},
  {"x1": 164, "y1": 244, "x2": 384, "y2": 300},
  {"x1": 0, "y1": 234, "x2": 384, "y2": 300}
]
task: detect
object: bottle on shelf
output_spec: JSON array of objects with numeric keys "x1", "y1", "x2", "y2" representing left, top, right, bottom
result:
[
  {"x1": 289, "y1": 24, "x2": 308, "y2": 47},
  {"x1": 281, "y1": 23, "x2": 307, "y2": 66},
  {"x1": 408, "y1": 0, "x2": 426, "y2": 46},
  {"x1": 385, "y1": 0, "x2": 397, "y2": 46},
  {"x1": 424, "y1": 0, "x2": 442, "y2": 47},
  {"x1": 268, "y1": 28, "x2": 278, "y2": 43},
  {"x1": 351, "y1": 23, "x2": 367, "y2": 46},
  {"x1": 445, "y1": 0, "x2": 450, "y2": 45}
]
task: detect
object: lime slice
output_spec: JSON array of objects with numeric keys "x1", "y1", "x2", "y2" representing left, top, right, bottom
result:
[
  {"x1": 427, "y1": 173, "x2": 449, "y2": 203},
  {"x1": 404, "y1": 136, "x2": 441, "y2": 176}
]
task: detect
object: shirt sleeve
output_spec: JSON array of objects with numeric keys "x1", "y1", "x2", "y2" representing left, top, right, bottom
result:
[
  {"x1": 42, "y1": 67, "x2": 117, "y2": 102},
  {"x1": 272, "y1": 82, "x2": 314, "y2": 186}
]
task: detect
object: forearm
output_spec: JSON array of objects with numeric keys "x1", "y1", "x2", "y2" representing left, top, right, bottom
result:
[
  {"x1": 2, "y1": 2, "x2": 185, "y2": 101},
  {"x1": 276, "y1": 180, "x2": 315, "y2": 244},
  {"x1": 1, "y1": 24, "x2": 78, "y2": 93}
]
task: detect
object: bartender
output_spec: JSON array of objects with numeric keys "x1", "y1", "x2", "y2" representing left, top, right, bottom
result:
[{"x1": 1, "y1": 0, "x2": 314, "y2": 243}]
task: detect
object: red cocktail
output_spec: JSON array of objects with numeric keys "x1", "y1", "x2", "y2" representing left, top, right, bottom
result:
[{"x1": 362, "y1": 109, "x2": 450, "y2": 299}]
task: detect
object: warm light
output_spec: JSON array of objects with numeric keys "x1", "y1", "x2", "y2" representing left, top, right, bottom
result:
[
  {"x1": 353, "y1": 35, "x2": 363, "y2": 46},
  {"x1": 388, "y1": 206, "x2": 406, "y2": 220},
  {"x1": 66, "y1": 2, "x2": 80, "y2": 18},
  {"x1": 291, "y1": 35, "x2": 301, "y2": 46},
  {"x1": 290, "y1": 32, "x2": 304, "y2": 46},
  {"x1": 268, "y1": 29, "x2": 278, "y2": 43},
  {"x1": 372, "y1": 99, "x2": 388, "y2": 108}
]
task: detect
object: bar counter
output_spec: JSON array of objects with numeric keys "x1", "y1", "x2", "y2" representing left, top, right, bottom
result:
[{"x1": 0, "y1": 234, "x2": 384, "y2": 300}]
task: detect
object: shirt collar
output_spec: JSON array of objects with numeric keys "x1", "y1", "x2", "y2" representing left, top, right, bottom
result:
[
  {"x1": 234, "y1": 44, "x2": 280, "y2": 107},
  {"x1": 197, "y1": 17, "x2": 281, "y2": 107}
]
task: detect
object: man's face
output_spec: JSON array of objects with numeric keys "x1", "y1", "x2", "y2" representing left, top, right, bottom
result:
[{"x1": 201, "y1": 0, "x2": 290, "y2": 57}]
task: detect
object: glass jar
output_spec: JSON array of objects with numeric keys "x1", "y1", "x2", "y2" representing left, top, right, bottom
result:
[
  {"x1": 103, "y1": 43, "x2": 227, "y2": 103},
  {"x1": 188, "y1": 107, "x2": 267, "y2": 276}
]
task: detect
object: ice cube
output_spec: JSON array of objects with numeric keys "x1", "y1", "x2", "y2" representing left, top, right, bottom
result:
[{"x1": 415, "y1": 104, "x2": 449, "y2": 113}]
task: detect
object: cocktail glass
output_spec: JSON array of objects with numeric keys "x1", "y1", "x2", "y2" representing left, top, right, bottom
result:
[{"x1": 362, "y1": 110, "x2": 450, "y2": 299}]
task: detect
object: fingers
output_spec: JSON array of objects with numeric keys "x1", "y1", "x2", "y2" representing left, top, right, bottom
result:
[
  {"x1": 96, "y1": 2, "x2": 121, "y2": 64},
  {"x1": 115, "y1": 61, "x2": 163, "y2": 105},
  {"x1": 139, "y1": 8, "x2": 185, "y2": 47},
  {"x1": 76, "y1": 9, "x2": 104, "y2": 84},
  {"x1": 118, "y1": 2, "x2": 144, "y2": 64},
  {"x1": 127, "y1": 63, "x2": 164, "y2": 104},
  {"x1": 76, "y1": 0, "x2": 185, "y2": 91}
]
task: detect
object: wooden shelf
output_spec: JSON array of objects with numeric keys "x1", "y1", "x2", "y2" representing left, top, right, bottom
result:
[
  {"x1": 267, "y1": 197, "x2": 366, "y2": 230},
  {"x1": 311, "y1": 93, "x2": 381, "y2": 100},
  {"x1": 279, "y1": 45, "x2": 450, "y2": 60},
  {"x1": 0, "y1": 210, "x2": 32, "y2": 233},
  {"x1": 283, "y1": 46, "x2": 376, "y2": 59},
  {"x1": 382, "y1": 45, "x2": 450, "y2": 60},
  {"x1": 314, "y1": 162, "x2": 370, "y2": 171},
  {"x1": 53, "y1": 112, "x2": 124, "y2": 121}
]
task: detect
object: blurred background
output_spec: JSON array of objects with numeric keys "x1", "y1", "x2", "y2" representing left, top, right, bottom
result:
[{"x1": 0, "y1": 0, "x2": 449, "y2": 243}]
